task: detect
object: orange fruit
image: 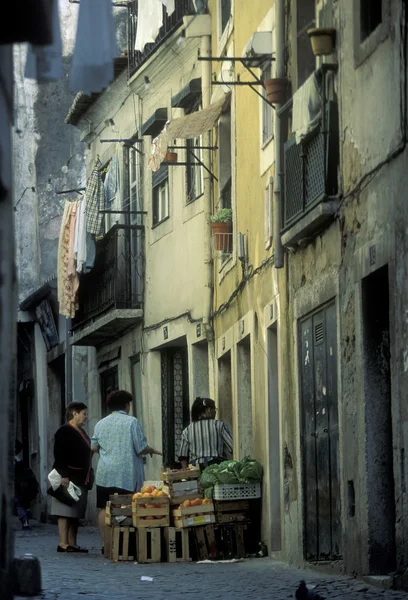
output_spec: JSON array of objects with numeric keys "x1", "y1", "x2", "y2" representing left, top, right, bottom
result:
[
  {"x1": 145, "y1": 516, "x2": 154, "y2": 520},
  {"x1": 157, "y1": 490, "x2": 167, "y2": 497},
  {"x1": 146, "y1": 503, "x2": 156, "y2": 509},
  {"x1": 183, "y1": 500, "x2": 191, "y2": 508},
  {"x1": 202, "y1": 498, "x2": 211, "y2": 505}
]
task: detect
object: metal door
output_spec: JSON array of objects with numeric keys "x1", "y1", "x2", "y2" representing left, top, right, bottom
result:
[
  {"x1": 161, "y1": 348, "x2": 190, "y2": 468},
  {"x1": 300, "y1": 302, "x2": 341, "y2": 560}
]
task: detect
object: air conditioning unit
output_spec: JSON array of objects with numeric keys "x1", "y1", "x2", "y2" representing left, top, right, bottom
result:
[{"x1": 243, "y1": 32, "x2": 273, "y2": 57}]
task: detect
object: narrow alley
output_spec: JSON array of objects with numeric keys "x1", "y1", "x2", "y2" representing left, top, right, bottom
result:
[{"x1": 14, "y1": 521, "x2": 408, "y2": 600}]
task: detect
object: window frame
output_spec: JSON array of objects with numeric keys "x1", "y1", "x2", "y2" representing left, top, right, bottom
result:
[
  {"x1": 152, "y1": 165, "x2": 169, "y2": 228},
  {"x1": 217, "y1": 0, "x2": 234, "y2": 55},
  {"x1": 353, "y1": 0, "x2": 390, "y2": 67},
  {"x1": 261, "y1": 64, "x2": 274, "y2": 147}
]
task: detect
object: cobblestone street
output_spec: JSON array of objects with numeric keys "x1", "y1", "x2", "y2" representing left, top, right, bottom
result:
[{"x1": 13, "y1": 521, "x2": 408, "y2": 600}]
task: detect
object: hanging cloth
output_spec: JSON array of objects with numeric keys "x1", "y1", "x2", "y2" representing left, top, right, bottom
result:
[
  {"x1": 25, "y1": 0, "x2": 63, "y2": 83},
  {"x1": 159, "y1": 0, "x2": 175, "y2": 16},
  {"x1": 135, "y1": 0, "x2": 164, "y2": 52},
  {"x1": 70, "y1": 0, "x2": 118, "y2": 94},
  {"x1": 74, "y1": 198, "x2": 87, "y2": 273},
  {"x1": 104, "y1": 151, "x2": 120, "y2": 210},
  {"x1": 85, "y1": 159, "x2": 105, "y2": 240},
  {"x1": 57, "y1": 201, "x2": 80, "y2": 318}
]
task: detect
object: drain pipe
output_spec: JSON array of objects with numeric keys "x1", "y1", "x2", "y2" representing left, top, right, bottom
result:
[
  {"x1": 201, "y1": 34, "x2": 213, "y2": 327},
  {"x1": 274, "y1": 0, "x2": 285, "y2": 269}
]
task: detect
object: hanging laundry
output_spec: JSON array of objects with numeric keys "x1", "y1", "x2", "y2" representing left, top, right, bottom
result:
[
  {"x1": 159, "y1": 0, "x2": 175, "y2": 16},
  {"x1": 0, "y1": 0, "x2": 54, "y2": 46},
  {"x1": 70, "y1": 0, "x2": 118, "y2": 94},
  {"x1": 86, "y1": 158, "x2": 106, "y2": 240},
  {"x1": 104, "y1": 152, "x2": 120, "y2": 210},
  {"x1": 135, "y1": 0, "x2": 164, "y2": 52},
  {"x1": 25, "y1": 0, "x2": 63, "y2": 83},
  {"x1": 57, "y1": 201, "x2": 80, "y2": 319},
  {"x1": 74, "y1": 197, "x2": 87, "y2": 273}
]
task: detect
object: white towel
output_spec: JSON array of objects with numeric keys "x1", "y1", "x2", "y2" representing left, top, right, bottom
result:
[
  {"x1": 70, "y1": 0, "x2": 118, "y2": 94},
  {"x1": 292, "y1": 73, "x2": 321, "y2": 143},
  {"x1": 135, "y1": 0, "x2": 164, "y2": 52}
]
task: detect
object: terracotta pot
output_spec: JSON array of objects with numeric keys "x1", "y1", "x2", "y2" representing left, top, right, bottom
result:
[
  {"x1": 165, "y1": 152, "x2": 178, "y2": 163},
  {"x1": 210, "y1": 221, "x2": 233, "y2": 252},
  {"x1": 263, "y1": 78, "x2": 289, "y2": 105},
  {"x1": 307, "y1": 27, "x2": 336, "y2": 56}
]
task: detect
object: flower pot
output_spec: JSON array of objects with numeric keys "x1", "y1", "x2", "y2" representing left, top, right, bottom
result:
[
  {"x1": 307, "y1": 27, "x2": 336, "y2": 56},
  {"x1": 210, "y1": 221, "x2": 232, "y2": 252},
  {"x1": 263, "y1": 78, "x2": 289, "y2": 105},
  {"x1": 165, "y1": 152, "x2": 178, "y2": 163}
]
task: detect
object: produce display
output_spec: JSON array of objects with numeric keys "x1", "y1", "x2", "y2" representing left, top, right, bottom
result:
[{"x1": 200, "y1": 457, "x2": 263, "y2": 498}]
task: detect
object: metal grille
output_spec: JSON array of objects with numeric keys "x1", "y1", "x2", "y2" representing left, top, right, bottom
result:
[
  {"x1": 161, "y1": 353, "x2": 169, "y2": 466},
  {"x1": 283, "y1": 102, "x2": 339, "y2": 229},
  {"x1": 315, "y1": 322, "x2": 324, "y2": 345},
  {"x1": 128, "y1": 1, "x2": 200, "y2": 78},
  {"x1": 73, "y1": 225, "x2": 144, "y2": 329},
  {"x1": 284, "y1": 137, "x2": 304, "y2": 223},
  {"x1": 305, "y1": 131, "x2": 325, "y2": 207},
  {"x1": 173, "y1": 351, "x2": 184, "y2": 463}
]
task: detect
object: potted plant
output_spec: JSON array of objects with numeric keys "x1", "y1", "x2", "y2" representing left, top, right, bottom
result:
[
  {"x1": 307, "y1": 27, "x2": 336, "y2": 56},
  {"x1": 165, "y1": 151, "x2": 178, "y2": 163},
  {"x1": 209, "y1": 208, "x2": 233, "y2": 252},
  {"x1": 262, "y1": 77, "x2": 289, "y2": 104}
]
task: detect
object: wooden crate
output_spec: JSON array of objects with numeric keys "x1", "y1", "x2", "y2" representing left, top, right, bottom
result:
[
  {"x1": 172, "y1": 502, "x2": 215, "y2": 528},
  {"x1": 163, "y1": 479, "x2": 203, "y2": 506},
  {"x1": 215, "y1": 500, "x2": 250, "y2": 524},
  {"x1": 217, "y1": 523, "x2": 247, "y2": 559},
  {"x1": 136, "y1": 527, "x2": 162, "y2": 563},
  {"x1": 104, "y1": 525, "x2": 136, "y2": 561},
  {"x1": 161, "y1": 466, "x2": 201, "y2": 483},
  {"x1": 105, "y1": 500, "x2": 133, "y2": 527},
  {"x1": 190, "y1": 525, "x2": 218, "y2": 561},
  {"x1": 132, "y1": 496, "x2": 170, "y2": 528},
  {"x1": 163, "y1": 527, "x2": 191, "y2": 562}
]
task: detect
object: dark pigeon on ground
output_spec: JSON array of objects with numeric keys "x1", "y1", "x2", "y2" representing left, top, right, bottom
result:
[{"x1": 295, "y1": 580, "x2": 325, "y2": 600}]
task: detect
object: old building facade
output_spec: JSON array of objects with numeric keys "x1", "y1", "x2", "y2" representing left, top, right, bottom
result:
[{"x1": 44, "y1": 0, "x2": 408, "y2": 585}]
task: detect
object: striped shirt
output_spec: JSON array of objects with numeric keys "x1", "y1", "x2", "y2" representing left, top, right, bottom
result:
[{"x1": 178, "y1": 418, "x2": 233, "y2": 464}]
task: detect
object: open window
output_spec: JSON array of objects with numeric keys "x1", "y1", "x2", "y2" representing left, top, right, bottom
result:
[
  {"x1": 152, "y1": 164, "x2": 169, "y2": 227},
  {"x1": 261, "y1": 64, "x2": 274, "y2": 146},
  {"x1": 296, "y1": 0, "x2": 316, "y2": 90},
  {"x1": 218, "y1": 102, "x2": 232, "y2": 211}
]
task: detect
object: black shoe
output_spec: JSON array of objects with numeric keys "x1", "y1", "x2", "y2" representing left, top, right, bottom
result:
[
  {"x1": 70, "y1": 546, "x2": 89, "y2": 553},
  {"x1": 57, "y1": 545, "x2": 75, "y2": 553},
  {"x1": 101, "y1": 547, "x2": 104, "y2": 555}
]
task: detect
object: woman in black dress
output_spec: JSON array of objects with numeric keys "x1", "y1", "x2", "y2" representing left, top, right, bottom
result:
[{"x1": 51, "y1": 401, "x2": 93, "y2": 553}]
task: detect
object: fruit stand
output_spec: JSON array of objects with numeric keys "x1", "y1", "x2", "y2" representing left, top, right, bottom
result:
[{"x1": 103, "y1": 460, "x2": 263, "y2": 564}]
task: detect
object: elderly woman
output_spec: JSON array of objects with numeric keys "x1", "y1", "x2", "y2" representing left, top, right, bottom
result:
[
  {"x1": 51, "y1": 401, "x2": 93, "y2": 553},
  {"x1": 91, "y1": 390, "x2": 161, "y2": 552},
  {"x1": 178, "y1": 397, "x2": 233, "y2": 470}
]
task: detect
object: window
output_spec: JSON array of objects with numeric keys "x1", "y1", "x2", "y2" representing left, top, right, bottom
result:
[
  {"x1": 218, "y1": 103, "x2": 232, "y2": 210},
  {"x1": 129, "y1": 146, "x2": 143, "y2": 305},
  {"x1": 360, "y1": 0, "x2": 382, "y2": 42},
  {"x1": 220, "y1": 0, "x2": 232, "y2": 34},
  {"x1": 262, "y1": 65, "x2": 273, "y2": 145},
  {"x1": 100, "y1": 366, "x2": 119, "y2": 418},
  {"x1": 152, "y1": 164, "x2": 169, "y2": 226},
  {"x1": 296, "y1": 0, "x2": 316, "y2": 89},
  {"x1": 186, "y1": 137, "x2": 203, "y2": 202},
  {"x1": 264, "y1": 178, "x2": 273, "y2": 249}
]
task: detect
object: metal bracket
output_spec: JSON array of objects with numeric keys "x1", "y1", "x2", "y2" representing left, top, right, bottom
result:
[
  {"x1": 99, "y1": 210, "x2": 148, "y2": 215},
  {"x1": 99, "y1": 138, "x2": 145, "y2": 156},
  {"x1": 198, "y1": 55, "x2": 275, "y2": 108},
  {"x1": 56, "y1": 187, "x2": 85, "y2": 195}
]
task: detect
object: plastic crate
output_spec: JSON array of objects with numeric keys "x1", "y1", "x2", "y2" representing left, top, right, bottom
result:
[{"x1": 213, "y1": 483, "x2": 261, "y2": 501}]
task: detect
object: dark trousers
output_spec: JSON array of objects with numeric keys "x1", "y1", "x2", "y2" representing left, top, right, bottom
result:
[{"x1": 14, "y1": 496, "x2": 28, "y2": 522}]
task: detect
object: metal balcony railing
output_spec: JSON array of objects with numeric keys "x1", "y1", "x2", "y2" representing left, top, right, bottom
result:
[
  {"x1": 283, "y1": 100, "x2": 339, "y2": 230},
  {"x1": 128, "y1": 0, "x2": 201, "y2": 78},
  {"x1": 73, "y1": 224, "x2": 144, "y2": 330}
]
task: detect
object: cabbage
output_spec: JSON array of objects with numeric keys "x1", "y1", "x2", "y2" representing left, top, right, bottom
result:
[
  {"x1": 238, "y1": 460, "x2": 263, "y2": 483},
  {"x1": 199, "y1": 464, "x2": 220, "y2": 488}
]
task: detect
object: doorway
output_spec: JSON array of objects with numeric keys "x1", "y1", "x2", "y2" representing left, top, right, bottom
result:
[
  {"x1": 300, "y1": 302, "x2": 341, "y2": 561},
  {"x1": 362, "y1": 265, "x2": 396, "y2": 573},
  {"x1": 267, "y1": 324, "x2": 281, "y2": 551},
  {"x1": 218, "y1": 351, "x2": 233, "y2": 433},
  {"x1": 236, "y1": 337, "x2": 253, "y2": 458},
  {"x1": 100, "y1": 366, "x2": 119, "y2": 417},
  {"x1": 161, "y1": 347, "x2": 190, "y2": 468}
]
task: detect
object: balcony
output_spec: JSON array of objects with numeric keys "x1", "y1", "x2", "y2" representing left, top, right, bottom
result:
[
  {"x1": 71, "y1": 225, "x2": 144, "y2": 347},
  {"x1": 282, "y1": 100, "x2": 340, "y2": 248},
  {"x1": 128, "y1": 0, "x2": 201, "y2": 79}
]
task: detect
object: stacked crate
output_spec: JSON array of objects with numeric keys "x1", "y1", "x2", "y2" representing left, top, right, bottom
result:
[
  {"x1": 104, "y1": 494, "x2": 135, "y2": 561},
  {"x1": 161, "y1": 466, "x2": 202, "y2": 505}
]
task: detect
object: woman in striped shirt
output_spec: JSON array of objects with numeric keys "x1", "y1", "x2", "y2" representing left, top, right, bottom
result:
[{"x1": 178, "y1": 397, "x2": 233, "y2": 469}]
